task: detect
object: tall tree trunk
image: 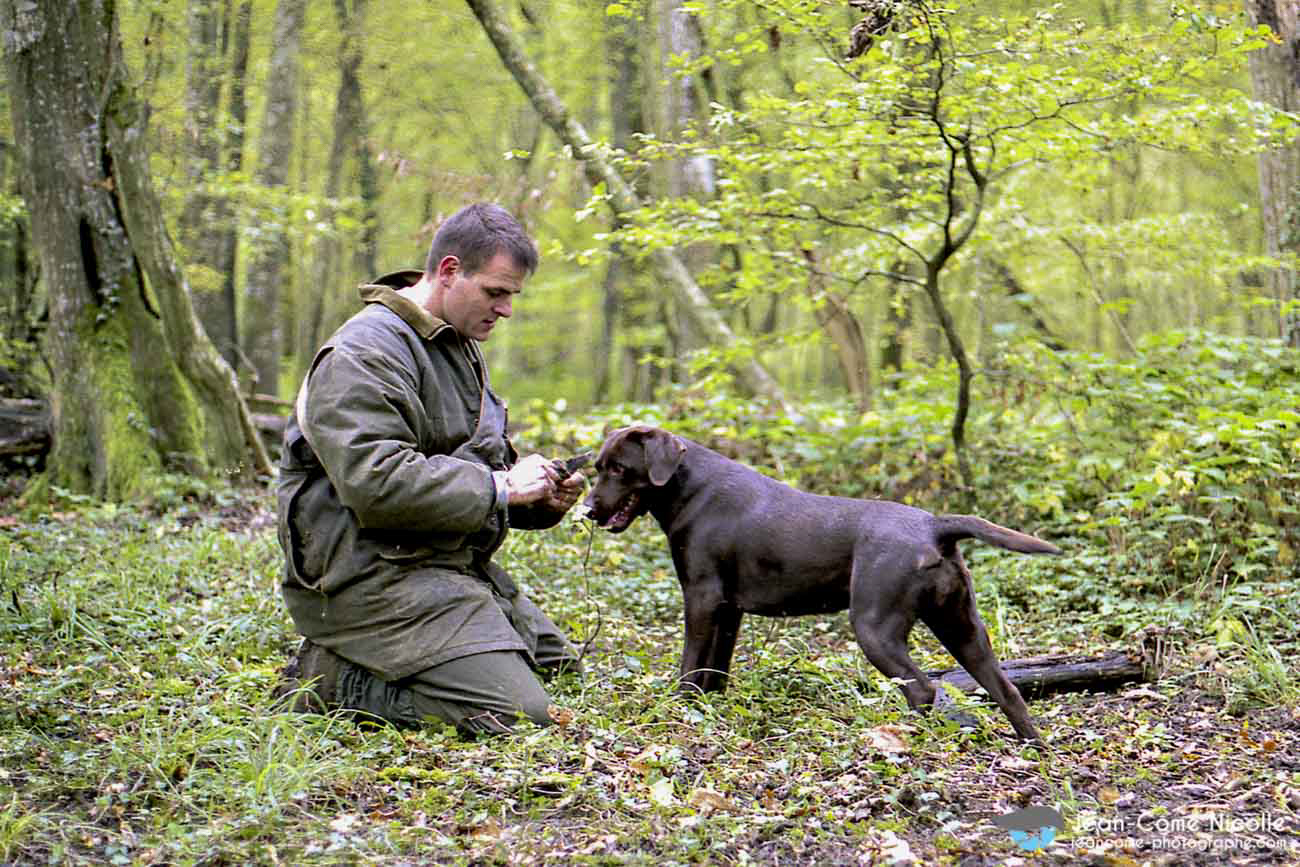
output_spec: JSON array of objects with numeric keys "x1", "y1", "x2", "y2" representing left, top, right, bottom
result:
[
  {"x1": 464, "y1": 0, "x2": 788, "y2": 409},
  {"x1": 1245, "y1": 0, "x2": 1299, "y2": 346},
  {"x1": 217, "y1": 0, "x2": 252, "y2": 374},
  {"x1": 880, "y1": 267, "x2": 914, "y2": 378},
  {"x1": 655, "y1": 0, "x2": 714, "y2": 378},
  {"x1": 801, "y1": 247, "x2": 871, "y2": 410},
  {"x1": 1, "y1": 0, "x2": 270, "y2": 500},
  {"x1": 180, "y1": 0, "x2": 239, "y2": 368},
  {"x1": 242, "y1": 0, "x2": 306, "y2": 397},
  {"x1": 597, "y1": 5, "x2": 647, "y2": 403},
  {"x1": 0, "y1": 135, "x2": 39, "y2": 398},
  {"x1": 300, "y1": 0, "x2": 369, "y2": 377}
]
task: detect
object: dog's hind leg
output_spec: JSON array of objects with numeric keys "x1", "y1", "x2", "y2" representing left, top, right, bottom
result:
[
  {"x1": 921, "y1": 561, "x2": 1041, "y2": 742},
  {"x1": 850, "y1": 603, "x2": 937, "y2": 711}
]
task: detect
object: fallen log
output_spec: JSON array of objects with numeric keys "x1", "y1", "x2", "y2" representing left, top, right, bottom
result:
[
  {"x1": 0, "y1": 398, "x2": 49, "y2": 457},
  {"x1": 1, "y1": 398, "x2": 287, "y2": 459},
  {"x1": 928, "y1": 651, "x2": 1153, "y2": 700}
]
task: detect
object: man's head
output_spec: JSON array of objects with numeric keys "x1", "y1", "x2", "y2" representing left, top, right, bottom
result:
[
  {"x1": 424, "y1": 203, "x2": 538, "y2": 278},
  {"x1": 424, "y1": 204, "x2": 538, "y2": 341}
]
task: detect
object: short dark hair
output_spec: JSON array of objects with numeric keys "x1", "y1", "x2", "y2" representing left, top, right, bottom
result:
[{"x1": 424, "y1": 203, "x2": 539, "y2": 277}]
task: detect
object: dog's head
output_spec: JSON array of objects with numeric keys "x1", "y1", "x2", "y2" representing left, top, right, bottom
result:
[{"x1": 581, "y1": 425, "x2": 685, "y2": 533}]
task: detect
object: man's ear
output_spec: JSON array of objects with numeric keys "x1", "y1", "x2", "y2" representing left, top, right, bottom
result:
[{"x1": 435, "y1": 254, "x2": 461, "y2": 284}]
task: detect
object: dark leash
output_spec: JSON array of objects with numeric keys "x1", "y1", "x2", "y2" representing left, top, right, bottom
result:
[
  {"x1": 551, "y1": 451, "x2": 602, "y2": 664},
  {"x1": 574, "y1": 518, "x2": 603, "y2": 664}
]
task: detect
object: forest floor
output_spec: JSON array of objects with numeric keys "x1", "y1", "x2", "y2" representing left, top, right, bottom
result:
[{"x1": 1, "y1": 486, "x2": 1297, "y2": 865}]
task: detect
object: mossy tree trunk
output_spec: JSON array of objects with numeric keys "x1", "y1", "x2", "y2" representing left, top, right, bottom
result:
[{"x1": 1, "y1": 0, "x2": 272, "y2": 500}]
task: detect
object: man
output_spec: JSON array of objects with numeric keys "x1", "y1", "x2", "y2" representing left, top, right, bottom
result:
[{"x1": 274, "y1": 203, "x2": 585, "y2": 735}]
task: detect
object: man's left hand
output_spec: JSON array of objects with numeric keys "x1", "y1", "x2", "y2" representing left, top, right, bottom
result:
[{"x1": 541, "y1": 472, "x2": 585, "y2": 513}]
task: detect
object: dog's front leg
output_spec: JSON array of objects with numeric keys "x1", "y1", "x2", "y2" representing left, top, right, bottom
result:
[{"x1": 678, "y1": 593, "x2": 736, "y2": 694}]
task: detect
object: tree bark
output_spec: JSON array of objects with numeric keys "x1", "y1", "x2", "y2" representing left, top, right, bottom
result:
[
  {"x1": 300, "y1": 0, "x2": 371, "y2": 376},
  {"x1": 597, "y1": 6, "x2": 649, "y2": 403},
  {"x1": 655, "y1": 0, "x2": 716, "y2": 378},
  {"x1": 242, "y1": 0, "x2": 306, "y2": 397},
  {"x1": 0, "y1": 135, "x2": 39, "y2": 398},
  {"x1": 464, "y1": 0, "x2": 788, "y2": 408},
  {"x1": 880, "y1": 267, "x2": 914, "y2": 377},
  {"x1": 1245, "y1": 0, "x2": 1299, "y2": 346},
  {"x1": 217, "y1": 0, "x2": 252, "y2": 372},
  {"x1": 801, "y1": 247, "x2": 871, "y2": 410},
  {"x1": 180, "y1": 0, "x2": 238, "y2": 368},
  {"x1": 1, "y1": 0, "x2": 271, "y2": 499}
]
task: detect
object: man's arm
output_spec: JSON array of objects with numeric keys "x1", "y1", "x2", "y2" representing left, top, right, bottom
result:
[{"x1": 301, "y1": 345, "x2": 497, "y2": 533}]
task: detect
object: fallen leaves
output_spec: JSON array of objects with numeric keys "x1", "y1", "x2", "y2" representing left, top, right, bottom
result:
[
  {"x1": 687, "y1": 788, "x2": 740, "y2": 815},
  {"x1": 862, "y1": 723, "x2": 913, "y2": 754}
]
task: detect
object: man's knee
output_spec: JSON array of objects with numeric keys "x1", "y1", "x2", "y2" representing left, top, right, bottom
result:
[{"x1": 410, "y1": 650, "x2": 555, "y2": 735}]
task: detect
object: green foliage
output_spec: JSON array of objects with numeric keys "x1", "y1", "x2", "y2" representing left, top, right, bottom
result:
[
  {"x1": 595, "y1": 0, "x2": 1298, "y2": 386},
  {"x1": 3, "y1": 333, "x2": 1299, "y2": 859},
  {"x1": 516, "y1": 329, "x2": 1300, "y2": 630}
]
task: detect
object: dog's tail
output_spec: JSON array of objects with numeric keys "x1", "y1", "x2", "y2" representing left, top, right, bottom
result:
[{"x1": 932, "y1": 514, "x2": 1061, "y2": 555}]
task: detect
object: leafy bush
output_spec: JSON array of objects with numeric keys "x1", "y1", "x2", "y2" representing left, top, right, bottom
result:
[{"x1": 514, "y1": 330, "x2": 1300, "y2": 604}]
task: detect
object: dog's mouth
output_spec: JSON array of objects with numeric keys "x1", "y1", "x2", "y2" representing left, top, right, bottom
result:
[{"x1": 597, "y1": 492, "x2": 641, "y2": 533}]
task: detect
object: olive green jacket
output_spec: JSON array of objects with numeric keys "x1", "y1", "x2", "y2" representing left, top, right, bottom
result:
[{"x1": 276, "y1": 270, "x2": 561, "y2": 680}]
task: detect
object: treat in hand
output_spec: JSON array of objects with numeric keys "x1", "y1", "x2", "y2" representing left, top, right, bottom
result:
[{"x1": 552, "y1": 452, "x2": 592, "y2": 481}]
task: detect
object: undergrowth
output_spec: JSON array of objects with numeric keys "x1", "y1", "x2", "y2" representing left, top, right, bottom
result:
[{"x1": 0, "y1": 330, "x2": 1296, "y2": 864}]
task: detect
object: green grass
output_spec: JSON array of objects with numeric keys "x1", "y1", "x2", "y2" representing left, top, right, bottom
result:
[{"x1": 2, "y1": 485, "x2": 1298, "y2": 864}]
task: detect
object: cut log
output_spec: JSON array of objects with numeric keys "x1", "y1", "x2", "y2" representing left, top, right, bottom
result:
[
  {"x1": 928, "y1": 651, "x2": 1153, "y2": 700},
  {"x1": 252, "y1": 413, "x2": 287, "y2": 444},
  {"x1": 0, "y1": 398, "x2": 49, "y2": 456},
  {"x1": 1, "y1": 398, "x2": 287, "y2": 459}
]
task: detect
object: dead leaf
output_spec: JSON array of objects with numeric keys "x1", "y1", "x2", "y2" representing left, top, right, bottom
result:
[
  {"x1": 1121, "y1": 686, "x2": 1168, "y2": 702},
  {"x1": 329, "y1": 813, "x2": 361, "y2": 834},
  {"x1": 863, "y1": 724, "x2": 912, "y2": 754},
  {"x1": 1098, "y1": 786, "x2": 1121, "y2": 805},
  {"x1": 629, "y1": 744, "x2": 668, "y2": 776},
  {"x1": 687, "y1": 788, "x2": 739, "y2": 815},
  {"x1": 546, "y1": 704, "x2": 575, "y2": 726},
  {"x1": 583, "y1": 740, "x2": 601, "y2": 772},
  {"x1": 648, "y1": 777, "x2": 676, "y2": 807},
  {"x1": 861, "y1": 828, "x2": 917, "y2": 865},
  {"x1": 470, "y1": 817, "x2": 503, "y2": 841}
]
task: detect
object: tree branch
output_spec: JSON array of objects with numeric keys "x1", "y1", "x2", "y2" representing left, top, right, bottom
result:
[{"x1": 464, "y1": 0, "x2": 788, "y2": 408}]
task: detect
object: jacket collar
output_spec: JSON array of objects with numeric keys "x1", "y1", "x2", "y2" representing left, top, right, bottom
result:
[{"x1": 358, "y1": 269, "x2": 447, "y2": 340}]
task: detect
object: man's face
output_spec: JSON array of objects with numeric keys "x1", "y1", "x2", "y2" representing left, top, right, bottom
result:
[{"x1": 439, "y1": 251, "x2": 526, "y2": 341}]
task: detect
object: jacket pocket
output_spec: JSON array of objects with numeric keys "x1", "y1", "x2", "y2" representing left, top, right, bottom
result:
[{"x1": 284, "y1": 472, "x2": 355, "y2": 592}]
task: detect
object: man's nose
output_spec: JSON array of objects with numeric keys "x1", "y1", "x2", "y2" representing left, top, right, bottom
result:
[{"x1": 494, "y1": 297, "x2": 513, "y2": 317}]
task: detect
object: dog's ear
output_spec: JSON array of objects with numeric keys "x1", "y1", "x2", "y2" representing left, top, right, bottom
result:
[{"x1": 641, "y1": 428, "x2": 685, "y2": 486}]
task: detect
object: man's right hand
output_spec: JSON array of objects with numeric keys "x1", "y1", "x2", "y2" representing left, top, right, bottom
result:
[{"x1": 503, "y1": 453, "x2": 560, "y2": 505}]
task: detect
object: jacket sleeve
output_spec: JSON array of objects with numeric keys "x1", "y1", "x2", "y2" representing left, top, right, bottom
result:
[
  {"x1": 299, "y1": 343, "x2": 496, "y2": 533},
  {"x1": 508, "y1": 501, "x2": 568, "y2": 531}
]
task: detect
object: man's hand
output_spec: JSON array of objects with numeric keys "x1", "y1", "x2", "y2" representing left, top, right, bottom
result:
[
  {"x1": 540, "y1": 471, "x2": 585, "y2": 514},
  {"x1": 503, "y1": 453, "x2": 561, "y2": 506}
]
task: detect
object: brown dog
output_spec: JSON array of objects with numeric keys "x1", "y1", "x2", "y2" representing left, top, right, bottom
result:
[{"x1": 581, "y1": 425, "x2": 1061, "y2": 741}]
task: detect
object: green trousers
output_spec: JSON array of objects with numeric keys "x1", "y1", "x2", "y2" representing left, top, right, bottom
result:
[{"x1": 337, "y1": 635, "x2": 578, "y2": 735}]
